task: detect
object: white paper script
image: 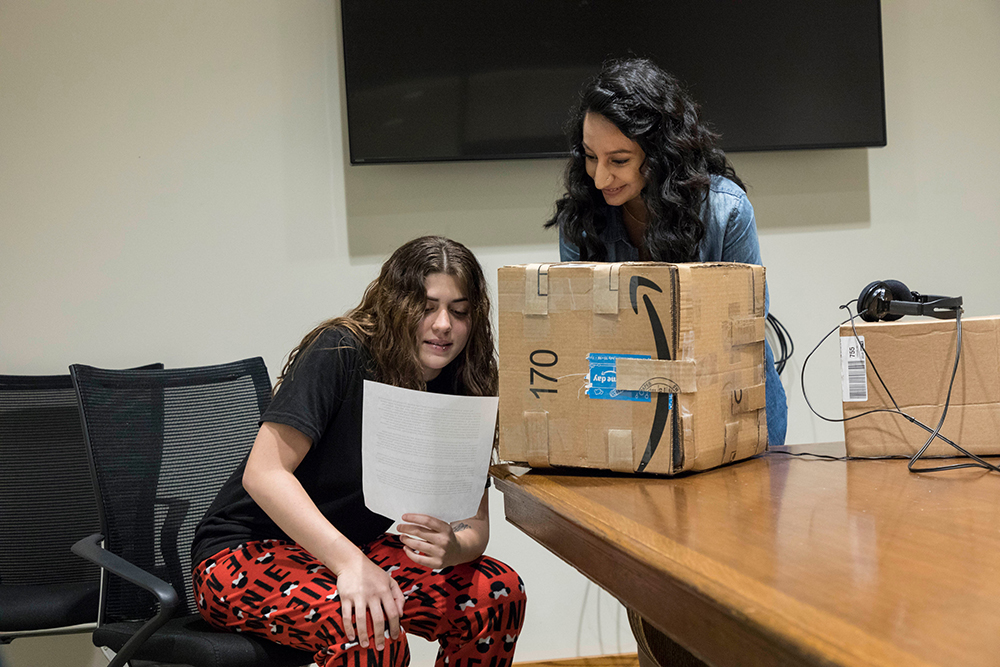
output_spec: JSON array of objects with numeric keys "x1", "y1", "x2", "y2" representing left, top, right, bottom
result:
[{"x1": 362, "y1": 380, "x2": 498, "y2": 523}]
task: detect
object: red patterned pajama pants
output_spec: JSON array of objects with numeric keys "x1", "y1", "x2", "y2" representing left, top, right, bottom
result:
[{"x1": 192, "y1": 534, "x2": 526, "y2": 667}]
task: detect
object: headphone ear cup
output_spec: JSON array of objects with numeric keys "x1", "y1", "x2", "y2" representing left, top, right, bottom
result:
[
  {"x1": 883, "y1": 280, "x2": 912, "y2": 300},
  {"x1": 858, "y1": 281, "x2": 885, "y2": 322},
  {"x1": 880, "y1": 280, "x2": 913, "y2": 321}
]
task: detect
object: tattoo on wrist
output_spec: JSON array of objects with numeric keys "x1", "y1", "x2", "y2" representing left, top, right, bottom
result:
[{"x1": 452, "y1": 522, "x2": 471, "y2": 533}]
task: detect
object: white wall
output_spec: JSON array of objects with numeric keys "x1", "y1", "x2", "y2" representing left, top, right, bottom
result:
[{"x1": 2, "y1": 1, "x2": 998, "y2": 665}]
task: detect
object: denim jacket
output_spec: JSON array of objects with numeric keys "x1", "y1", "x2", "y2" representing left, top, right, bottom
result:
[{"x1": 558, "y1": 175, "x2": 788, "y2": 447}]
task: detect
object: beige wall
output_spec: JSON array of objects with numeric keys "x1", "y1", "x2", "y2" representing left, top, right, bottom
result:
[{"x1": 2, "y1": 1, "x2": 998, "y2": 664}]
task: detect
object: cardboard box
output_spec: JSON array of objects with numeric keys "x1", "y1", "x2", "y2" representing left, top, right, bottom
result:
[
  {"x1": 841, "y1": 315, "x2": 1000, "y2": 457},
  {"x1": 498, "y1": 262, "x2": 768, "y2": 475}
]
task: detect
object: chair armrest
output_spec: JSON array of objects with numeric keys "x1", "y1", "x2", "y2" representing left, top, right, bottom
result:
[{"x1": 72, "y1": 533, "x2": 179, "y2": 667}]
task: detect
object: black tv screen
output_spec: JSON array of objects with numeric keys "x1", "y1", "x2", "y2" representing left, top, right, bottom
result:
[{"x1": 341, "y1": 0, "x2": 886, "y2": 164}]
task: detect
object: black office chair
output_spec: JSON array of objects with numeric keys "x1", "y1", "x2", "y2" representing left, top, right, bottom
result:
[
  {"x1": 69, "y1": 359, "x2": 314, "y2": 667},
  {"x1": 0, "y1": 370, "x2": 164, "y2": 643}
]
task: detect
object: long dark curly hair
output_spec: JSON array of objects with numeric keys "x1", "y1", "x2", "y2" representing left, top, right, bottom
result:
[
  {"x1": 276, "y1": 236, "x2": 497, "y2": 398},
  {"x1": 545, "y1": 58, "x2": 743, "y2": 262}
]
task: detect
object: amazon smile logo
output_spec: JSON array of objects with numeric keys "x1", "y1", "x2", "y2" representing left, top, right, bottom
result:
[{"x1": 629, "y1": 275, "x2": 674, "y2": 472}]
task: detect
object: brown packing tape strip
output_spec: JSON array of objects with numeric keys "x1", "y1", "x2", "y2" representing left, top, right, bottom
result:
[
  {"x1": 730, "y1": 317, "x2": 766, "y2": 346},
  {"x1": 592, "y1": 263, "x2": 620, "y2": 314},
  {"x1": 680, "y1": 412, "x2": 694, "y2": 470},
  {"x1": 676, "y1": 264, "x2": 694, "y2": 312},
  {"x1": 732, "y1": 383, "x2": 766, "y2": 414},
  {"x1": 524, "y1": 411, "x2": 550, "y2": 468},
  {"x1": 726, "y1": 412, "x2": 769, "y2": 462},
  {"x1": 614, "y1": 358, "x2": 698, "y2": 393},
  {"x1": 524, "y1": 263, "x2": 550, "y2": 316},
  {"x1": 756, "y1": 266, "x2": 766, "y2": 314},
  {"x1": 724, "y1": 422, "x2": 741, "y2": 463},
  {"x1": 607, "y1": 429, "x2": 634, "y2": 472}
]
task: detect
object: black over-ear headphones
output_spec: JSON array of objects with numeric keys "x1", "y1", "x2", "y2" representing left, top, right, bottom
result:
[{"x1": 857, "y1": 280, "x2": 963, "y2": 322}]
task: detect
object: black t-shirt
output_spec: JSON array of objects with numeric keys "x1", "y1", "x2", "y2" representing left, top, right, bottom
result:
[{"x1": 191, "y1": 327, "x2": 457, "y2": 566}]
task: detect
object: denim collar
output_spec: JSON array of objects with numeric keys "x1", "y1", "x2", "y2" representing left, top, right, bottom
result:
[{"x1": 598, "y1": 206, "x2": 640, "y2": 262}]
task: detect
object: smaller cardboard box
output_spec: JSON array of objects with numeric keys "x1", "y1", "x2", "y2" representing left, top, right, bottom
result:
[
  {"x1": 498, "y1": 262, "x2": 768, "y2": 475},
  {"x1": 841, "y1": 316, "x2": 1000, "y2": 457}
]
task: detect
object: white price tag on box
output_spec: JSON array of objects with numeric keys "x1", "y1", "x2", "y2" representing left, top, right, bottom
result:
[{"x1": 840, "y1": 335, "x2": 868, "y2": 402}]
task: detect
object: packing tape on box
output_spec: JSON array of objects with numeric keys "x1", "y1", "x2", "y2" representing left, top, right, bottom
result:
[
  {"x1": 724, "y1": 410, "x2": 769, "y2": 461},
  {"x1": 524, "y1": 263, "x2": 551, "y2": 316},
  {"x1": 613, "y1": 358, "x2": 698, "y2": 393},
  {"x1": 729, "y1": 317, "x2": 766, "y2": 346},
  {"x1": 523, "y1": 410, "x2": 550, "y2": 467},
  {"x1": 732, "y1": 382, "x2": 766, "y2": 414},
  {"x1": 607, "y1": 429, "x2": 634, "y2": 472},
  {"x1": 755, "y1": 267, "x2": 766, "y2": 313},
  {"x1": 724, "y1": 422, "x2": 741, "y2": 462},
  {"x1": 593, "y1": 264, "x2": 621, "y2": 314},
  {"x1": 681, "y1": 411, "x2": 694, "y2": 450}
]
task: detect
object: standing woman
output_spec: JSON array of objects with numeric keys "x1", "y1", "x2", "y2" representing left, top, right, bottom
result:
[
  {"x1": 191, "y1": 236, "x2": 525, "y2": 667},
  {"x1": 546, "y1": 57, "x2": 787, "y2": 448}
]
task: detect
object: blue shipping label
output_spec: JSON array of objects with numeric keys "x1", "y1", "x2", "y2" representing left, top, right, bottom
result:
[{"x1": 587, "y1": 353, "x2": 657, "y2": 403}]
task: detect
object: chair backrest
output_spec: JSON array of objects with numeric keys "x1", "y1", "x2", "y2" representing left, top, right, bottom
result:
[
  {"x1": 0, "y1": 374, "x2": 100, "y2": 590},
  {"x1": 0, "y1": 366, "x2": 163, "y2": 638},
  {"x1": 70, "y1": 358, "x2": 271, "y2": 624}
]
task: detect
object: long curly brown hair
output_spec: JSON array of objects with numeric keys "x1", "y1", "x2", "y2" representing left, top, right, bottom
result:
[
  {"x1": 276, "y1": 236, "x2": 497, "y2": 397},
  {"x1": 545, "y1": 57, "x2": 743, "y2": 262}
]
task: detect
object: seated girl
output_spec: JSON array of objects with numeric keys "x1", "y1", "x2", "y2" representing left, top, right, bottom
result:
[{"x1": 191, "y1": 236, "x2": 525, "y2": 667}]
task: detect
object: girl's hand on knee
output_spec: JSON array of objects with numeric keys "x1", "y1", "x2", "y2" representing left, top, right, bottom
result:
[
  {"x1": 398, "y1": 514, "x2": 462, "y2": 569},
  {"x1": 333, "y1": 553, "x2": 405, "y2": 650}
]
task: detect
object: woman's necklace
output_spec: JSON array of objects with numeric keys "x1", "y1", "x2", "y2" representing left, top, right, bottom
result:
[
  {"x1": 622, "y1": 203, "x2": 645, "y2": 227},
  {"x1": 621, "y1": 203, "x2": 651, "y2": 260}
]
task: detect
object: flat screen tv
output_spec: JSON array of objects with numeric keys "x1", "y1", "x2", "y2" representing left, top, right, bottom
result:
[{"x1": 341, "y1": 1, "x2": 886, "y2": 164}]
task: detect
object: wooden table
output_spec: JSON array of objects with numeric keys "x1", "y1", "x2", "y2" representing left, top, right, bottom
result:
[{"x1": 492, "y1": 444, "x2": 1000, "y2": 667}]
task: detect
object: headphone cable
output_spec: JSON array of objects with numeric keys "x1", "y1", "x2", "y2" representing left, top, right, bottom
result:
[{"x1": 766, "y1": 313, "x2": 794, "y2": 375}]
